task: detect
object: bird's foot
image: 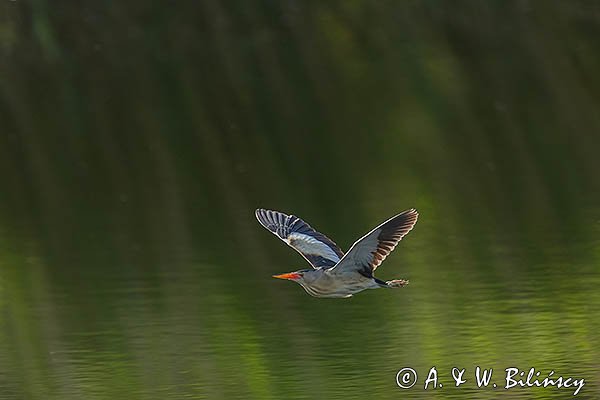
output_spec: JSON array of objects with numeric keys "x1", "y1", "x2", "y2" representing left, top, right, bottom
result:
[{"x1": 386, "y1": 279, "x2": 409, "y2": 288}]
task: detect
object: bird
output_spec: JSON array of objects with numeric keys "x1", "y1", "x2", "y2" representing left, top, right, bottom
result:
[{"x1": 255, "y1": 208, "x2": 418, "y2": 298}]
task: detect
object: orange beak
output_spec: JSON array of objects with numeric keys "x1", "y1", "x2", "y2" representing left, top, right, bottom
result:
[{"x1": 272, "y1": 272, "x2": 301, "y2": 280}]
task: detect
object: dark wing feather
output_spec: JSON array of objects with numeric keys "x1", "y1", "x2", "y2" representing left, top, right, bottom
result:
[
  {"x1": 255, "y1": 209, "x2": 344, "y2": 268},
  {"x1": 329, "y1": 209, "x2": 418, "y2": 276}
]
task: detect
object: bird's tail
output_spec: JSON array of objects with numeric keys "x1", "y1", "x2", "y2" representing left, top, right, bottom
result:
[{"x1": 386, "y1": 279, "x2": 409, "y2": 288}]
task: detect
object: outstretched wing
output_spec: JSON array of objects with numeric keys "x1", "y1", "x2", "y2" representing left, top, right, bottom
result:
[
  {"x1": 329, "y1": 209, "x2": 418, "y2": 276},
  {"x1": 255, "y1": 209, "x2": 344, "y2": 268}
]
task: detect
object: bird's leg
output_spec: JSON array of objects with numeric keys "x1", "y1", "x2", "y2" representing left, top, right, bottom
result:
[
  {"x1": 385, "y1": 279, "x2": 409, "y2": 288},
  {"x1": 373, "y1": 277, "x2": 408, "y2": 288}
]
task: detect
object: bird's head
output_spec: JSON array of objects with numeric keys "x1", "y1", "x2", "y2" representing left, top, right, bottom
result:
[{"x1": 272, "y1": 268, "x2": 315, "y2": 284}]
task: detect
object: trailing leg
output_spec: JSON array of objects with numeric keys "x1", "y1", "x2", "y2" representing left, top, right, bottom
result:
[
  {"x1": 373, "y1": 277, "x2": 409, "y2": 288},
  {"x1": 385, "y1": 279, "x2": 409, "y2": 288}
]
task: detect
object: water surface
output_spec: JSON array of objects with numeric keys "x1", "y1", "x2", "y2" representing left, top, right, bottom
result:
[{"x1": 1, "y1": 1, "x2": 600, "y2": 399}]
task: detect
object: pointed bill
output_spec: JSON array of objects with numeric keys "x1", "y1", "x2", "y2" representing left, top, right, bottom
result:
[{"x1": 272, "y1": 272, "x2": 301, "y2": 280}]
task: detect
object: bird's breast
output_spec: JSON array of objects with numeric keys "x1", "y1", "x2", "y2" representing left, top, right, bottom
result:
[{"x1": 300, "y1": 273, "x2": 375, "y2": 298}]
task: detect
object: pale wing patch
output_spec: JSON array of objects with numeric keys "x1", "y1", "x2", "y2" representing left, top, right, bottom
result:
[
  {"x1": 255, "y1": 209, "x2": 345, "y2": 268},
  {"x1": 349, "y1": 228, "x2": 382, "y2": 265},
  {"x1": 330, "y1": 209, "x2": 418, "y2": 276},
  {"x1": 287, "y1": 232, "x2": 342, "y2": 263}
]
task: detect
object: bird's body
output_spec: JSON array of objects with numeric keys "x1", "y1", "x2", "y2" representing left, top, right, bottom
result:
[
  {"x1": 255, "y1": 208, "x2": 418, "y2": 298},
  {"x1": 285, "y1": 268, "x2": 380, "y2": 298}
]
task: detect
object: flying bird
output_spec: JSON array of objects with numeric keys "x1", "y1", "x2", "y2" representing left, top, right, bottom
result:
[{"x1": 255, "y1": 208, "x2": 418, "y2": 298}]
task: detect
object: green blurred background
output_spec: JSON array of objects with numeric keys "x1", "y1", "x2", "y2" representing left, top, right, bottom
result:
[{"x1": 1, "y1": 1, "x2": 600, "y2": 399}]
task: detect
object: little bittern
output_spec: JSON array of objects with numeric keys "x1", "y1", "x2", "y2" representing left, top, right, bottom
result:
[{"x1": 256, "y1": 208, "x2": 418, "y2": 298}]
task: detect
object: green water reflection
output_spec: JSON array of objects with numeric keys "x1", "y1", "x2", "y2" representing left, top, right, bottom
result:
[{"x1": 1, "y1": 1, "x2": 600, "y2": 399}]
